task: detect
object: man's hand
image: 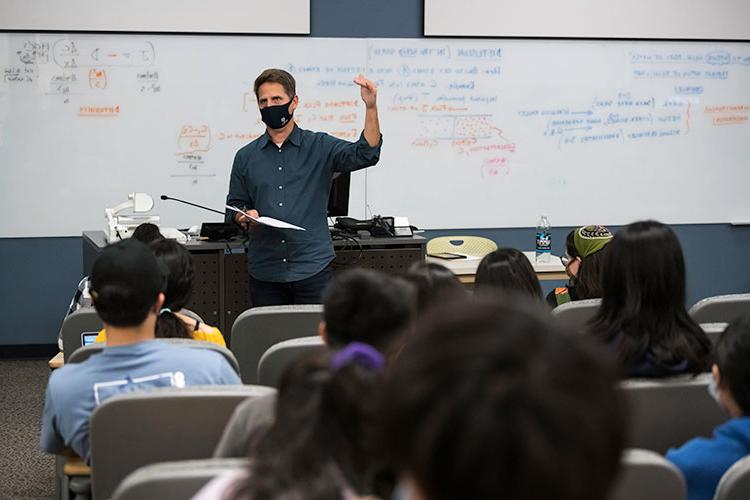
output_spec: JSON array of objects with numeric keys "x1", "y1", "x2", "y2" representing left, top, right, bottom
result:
[
  {"x1": 235, "y1": 209, "x2": 260, "y2": 231},
  {"x1": 354, "y1": 75, "x2": 377, "y2": 109}
]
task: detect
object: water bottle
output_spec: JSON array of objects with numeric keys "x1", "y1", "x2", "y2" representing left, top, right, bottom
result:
[{"x1": 535, "y1": 215, "x2": 551, "y2": 263}]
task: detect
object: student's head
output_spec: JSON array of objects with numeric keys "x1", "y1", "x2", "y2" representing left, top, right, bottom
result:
[
  {"x1": 403, "y1": 261, "x2": 467, "y2": 315},
  {"x1": 566, "y1": 225, "x2": 613, "y2": 299},
  {"x1": 381, "y1": 298, "x2": 627, "y2": 500},
  {"x1": 321, "y1": 268, "x2": 416, "y2": 354},
  {"x1": 232, "y1": 348, "x2": 387, "y2": 499},
  {"x1": 89, "y1": 239, "x2": 165, "y2": 328},
  {"x1": 149, "y1": 239, "x2": 195, "y2": 339},
  {"x1": 591, "y1": 220, "x2": 710, "y2": 373},
  {"x1": 713, "y1": 313, "x2": 750, "y2": 417},
  {"x1": 474, "y1": 248, "x2": 543, "y2": 300},
  {"x1": 130, "y1": 223, "x2": 164, "y2": 245}
]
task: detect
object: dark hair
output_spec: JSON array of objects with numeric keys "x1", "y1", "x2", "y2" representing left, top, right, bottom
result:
[
  {"x1": 229, "y1": 351, "x2": 387, "y2": 499},
  {"x1": 131, "y1": 223, "x2": 164, "y2": 245},
  {"x1": 475, "y1": 248, "x2": 543, "y2": 300},
  {"x1": 381, "y1": 298, "x2": 627, "y2": 500},
  {"x1": 715, "y1": 312, "x2": 750, "y2": 415},
  {"x1": 150, "y1": 239, "x2": 195, "y2": 339},
  {"x1": 254, "y1": 68, "x2": 296, "y2": 99},
  {"x1": 322, "y1": 268, "x2": 416, "y2": 353},
  {"x1": 589, "y1": 220, "x2": 711, "y2": 375},
  {"x1": 403, "y1": 261, "x2": 467, "y2": 315}
]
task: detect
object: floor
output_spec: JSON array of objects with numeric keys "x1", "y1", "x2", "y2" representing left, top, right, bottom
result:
[{"x1": 0, "y1": 359, "x2": 56, "y2": 499}]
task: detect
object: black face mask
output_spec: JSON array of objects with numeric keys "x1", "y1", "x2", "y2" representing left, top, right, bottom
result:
[{"x1": 260, "y1": 99, "x2": 294, "y2": 129}]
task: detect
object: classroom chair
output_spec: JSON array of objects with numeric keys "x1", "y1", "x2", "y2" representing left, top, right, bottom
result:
[
  {"x1": 550, "y1": 298, "x2": 602, "y2": 333},
  {"x1": 622, "y1": 373, "x2": 729, "y2": 454},
  {"x1": 714, "y1": 455, "x2": 750, "y2": 500},
  {"x1": 700, "y1": 322, "x2": 728, "y2": 347},
  {"x1": 231, "y1": 305, "x2": 323, "y2": 384},
  {"x1": 426, "y1": 236, "x2": 498, "y2": 257},
  {"x1": 67, "y1": 338, "x2": 241, "y2": 375},
  {"x1": 257, "y1": 336, "x2": 326, "y2": 388},
  {"x1": 89, "y1": 385, "x2": 274, "y2": 500},
  {"x1": 111, "y1": 458, "x2": 248, "y2": 500},
  {"x1": 61, "y1": 307, "x2": 104, "y2": 361},
  {"x1": 608, "y1": 449, "x2": 686, "y2": 500},
  {"x1": 688, "y1": 293, "x2": 750, "y2": 324}
]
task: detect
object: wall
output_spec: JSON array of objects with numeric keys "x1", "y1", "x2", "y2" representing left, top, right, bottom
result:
[{"x1": 1, "y1": 0, "x2": 748, "y2": 347}]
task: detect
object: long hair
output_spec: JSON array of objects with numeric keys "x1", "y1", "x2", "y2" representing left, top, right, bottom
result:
[
  {"x1": 228, "y1": 351, "x2": 387, "y2": 500},
  {"x1": 475, "y1": 248, "x2": 543, "y2": 301},
  {"x1": 589, "y1": 220, "x2": 710, "y2": 374},
  {"x1": 150, "y1": 239, "x2": 194, "y2": 339}
]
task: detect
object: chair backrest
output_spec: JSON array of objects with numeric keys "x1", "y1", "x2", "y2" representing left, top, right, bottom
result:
[
  {"x1": 426, "y1": 236, "x2": 498, "y2": 258},
  {"x1": 67, "y1": 338, "x2": 241, "y2": 375},
  {"x1": 550, "y1": 298, "x2": 602, "y2": 332},
  {"x1": 714, "y1": 455, "x2": 750, "y2": 500},
  {"x1": 111, "y1": 458, "x2": 249, "y2": 500},
  {"x1": 622, "y1": 373, "x2": 729, "y2": 454},
  {"x1": 61, "y1": 307, "x2": 104, "y2": 361},
  {"x1": 689, "y1": 293, "x2": 750, "y2": 324},
  {"x1": 90, "y1": 385, "x2": 274, "y2": 500},
  {"x1": 179, "y1": 308, "x2": 204, "y2": 323},
  {"x1": 609, "y1": 448, "x2": 686, "y2": 500},
  {"x1": 231, "y1": 305, "x2": 323, "y2": 384},
  {"x1": 701, "y1": 322, "x2": 728, "y2": 347},
  {"x1": 257, "y1": 336, "x2": 327, "y2": 388}
]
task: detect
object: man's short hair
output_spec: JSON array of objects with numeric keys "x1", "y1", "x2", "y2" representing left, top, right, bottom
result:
[
  {"x1": 715, "y1": 312, "x2": 750, "y2": 415},
  {"x1": 381, "y1": 298, "x2": 627, "y2": 500},
  {"x1": 322, "y1": 268, "x2": 415, "y2": 352},
  {"x1": 131, "y1": 223, "x2": 164, "y2": 245},
  {"x1": 90, "y1": 239, "x2": 166, "y2": 327},
  {"x1": 254, "y1": 68, "x2": 296, "y2": 100}
]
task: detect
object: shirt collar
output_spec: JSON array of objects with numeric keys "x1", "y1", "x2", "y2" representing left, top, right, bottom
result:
[{"x1": 260, "y1": 123, "x2": 301, "y2": 149}]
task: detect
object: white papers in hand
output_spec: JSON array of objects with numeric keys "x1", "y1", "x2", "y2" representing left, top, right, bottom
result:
[{"x1": 225, "y1": 205, "x2": 306, "y2": 231}]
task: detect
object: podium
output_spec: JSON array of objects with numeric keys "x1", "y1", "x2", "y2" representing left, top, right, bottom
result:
[{"x1": 82, "y1": 231, "x2": 425, "y2": 335}]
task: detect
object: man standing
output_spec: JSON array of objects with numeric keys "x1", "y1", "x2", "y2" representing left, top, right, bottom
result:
[{"x1": 225, "y1": 69, "x2": 382, "y2": 307}]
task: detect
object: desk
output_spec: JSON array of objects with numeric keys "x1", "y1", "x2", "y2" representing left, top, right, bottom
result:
[
  {"x1": 83, "y1": 231, "x2": 426, "y2": 336},
  {"x1": 426, "y1": 251, "x2": 567, "y2": 284}
]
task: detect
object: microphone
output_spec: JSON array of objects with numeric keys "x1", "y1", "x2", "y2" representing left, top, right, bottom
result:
[{"x1": 160, "y1": 194, "x2": 225, "y2": 216}]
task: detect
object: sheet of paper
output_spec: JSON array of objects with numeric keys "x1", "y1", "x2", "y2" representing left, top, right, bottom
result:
[{"x1": 225, "y1": 205, "x2": 306, "y2": 231}]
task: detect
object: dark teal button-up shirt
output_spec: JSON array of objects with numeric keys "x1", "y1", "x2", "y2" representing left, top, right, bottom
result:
[{"x1": 225, "y1": 125, "x2": 382, "y2": 282}]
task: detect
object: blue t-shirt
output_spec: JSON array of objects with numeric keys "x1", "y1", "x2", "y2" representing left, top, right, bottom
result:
[
  {"x1": 40, "y1": 340, "x2": 241, "y2": 462},
  {"x1": 667, "y1": 417, "x2": 750, "y2": 500}
]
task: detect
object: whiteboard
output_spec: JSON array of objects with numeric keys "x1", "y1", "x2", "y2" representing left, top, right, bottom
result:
[
  {"x1": 424, "y1": 0, "x2": 750, "y2": 40},
  {"x1": 1, "y1": 34, "x2": 750, "y2": 236},
  {"x1": 0, "y1": 0, "x2": 310, "y2": 34}
]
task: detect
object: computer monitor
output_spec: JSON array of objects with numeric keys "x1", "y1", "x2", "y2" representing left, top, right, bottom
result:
[{"x1": 328, "y1": 172, "x2": 350, "y2": 217}]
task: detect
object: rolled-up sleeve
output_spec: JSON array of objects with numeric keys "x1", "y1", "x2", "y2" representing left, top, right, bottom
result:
[
  {"x1": 225, "y1": 150, "x2": 254, "y2": 224},
  {"x1": 329, "y1": 132, "x2": 383, "y2": 173}
]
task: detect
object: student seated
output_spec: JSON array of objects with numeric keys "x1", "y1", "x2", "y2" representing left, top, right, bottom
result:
[
  {"x1": 57, "y1": 222, "x2": 164, "y2": 350},
  {"x1": 588, "y1": 220, "x2": 711, "y2": 377},
  {"x1": 474, "y1": 248, "x2": 543, "y2": 301},
  {"x1": 667, "y1": 312, "x2": 750, "y2": 500},
  {"x1": 380, "y1": 298, "x2": 627, "y2": 500},
  {"x1": 213, "y1": 267, "x2": 415, "y2": 458},
  {"x1": 40, "y1": 239, "x2": 240, "y2": 462},
  {"x1": 94, "y1": 239, "x2": 226, "y2": 346},
  {"x1": 195, "y1": 348, "x2": 389, "y2": 500},
  {"x1": 546, "y1": 225, "x2": 612, "y2": 307},
  {"x1": 403, "y1": 261, "x2": 467, "y2": 315}
]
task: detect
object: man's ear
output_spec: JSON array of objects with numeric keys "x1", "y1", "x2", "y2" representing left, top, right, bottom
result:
[
  {"x1": 153, "y1": 293, "x2": 165, "y2": 314},
  {"x1": 289, "y1": 94, "x2": 299, "y2": 113},
  {"x1": 712, "y1": 363, "x2": 722, "y2": 387},
  {"x1": 318, "y1": 320, "x2": 328, "y2": 346}
]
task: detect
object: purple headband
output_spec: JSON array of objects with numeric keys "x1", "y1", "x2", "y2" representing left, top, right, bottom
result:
[{"x1": 331, "y1": 342, "x2": 385, "y2": 373}]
